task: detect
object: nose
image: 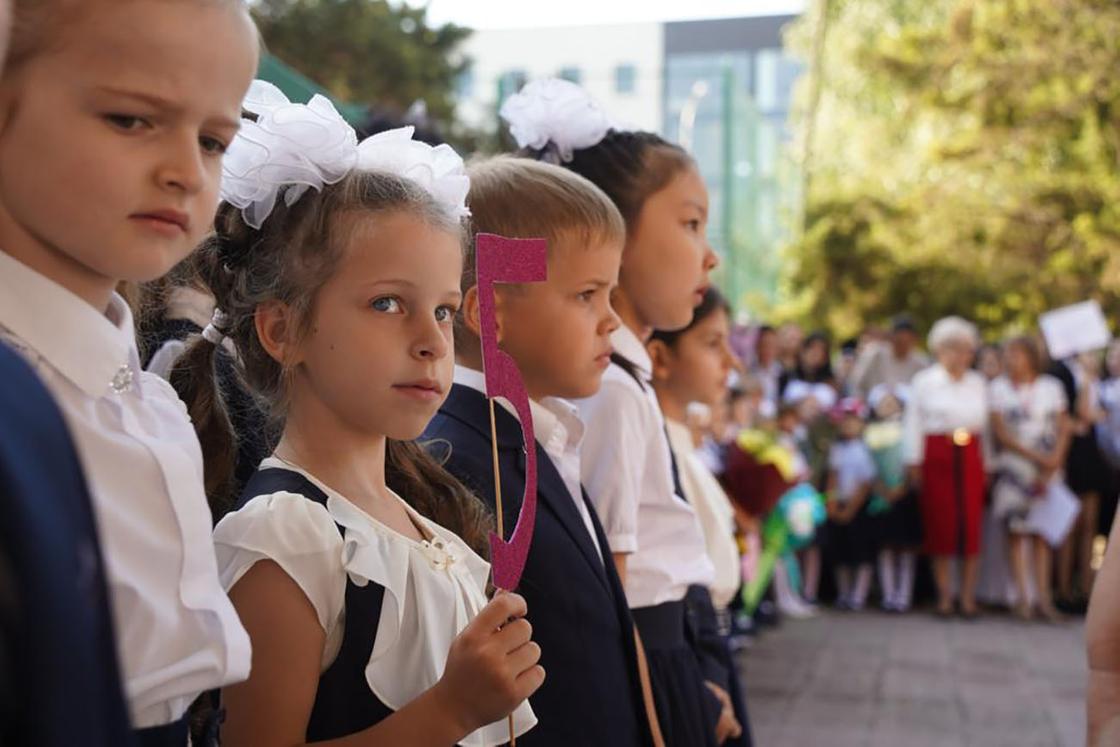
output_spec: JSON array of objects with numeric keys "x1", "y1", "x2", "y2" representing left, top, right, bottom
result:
[
  {"x1": 702, "y1": 241, "x2": 719, "y2": 273},
  {"x1": 411, "y1": 313, "x2": 450, "y2": 361},
  {"x1": 601, "y1": 298, "x2": 621, "y2": 336},
  {"x1": 156, "y1": 130, "x2": 206, "y2": 195}
]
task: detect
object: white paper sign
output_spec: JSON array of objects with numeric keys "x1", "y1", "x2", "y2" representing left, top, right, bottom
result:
[
  {"x1": 1040, "y1": 300, "x2": 1112, "y2": 360},
  {"x1": 1024, "y1": 480, "x2": 1081, "y2": 548}
]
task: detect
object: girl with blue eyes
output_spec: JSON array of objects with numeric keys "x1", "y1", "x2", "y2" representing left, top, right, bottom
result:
[{"x1": 178, "y1": 87, "x2": 540, "y2": 746}]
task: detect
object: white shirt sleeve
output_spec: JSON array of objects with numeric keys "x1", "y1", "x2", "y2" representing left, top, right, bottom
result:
[
  {"x1": 213, "y1": 492, "x2": 347, "y2": 637},
  {"x1": 578, "y1": 378, "x2": 649, "y2": 554}
]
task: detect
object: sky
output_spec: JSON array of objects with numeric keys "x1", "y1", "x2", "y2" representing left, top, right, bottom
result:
[{"x1": 398, "y1": 0, "x2": 807, "y2": 29}]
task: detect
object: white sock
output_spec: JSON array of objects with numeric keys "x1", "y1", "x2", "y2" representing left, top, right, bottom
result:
[
  {"x1": 897, "y1": 552, "x2": 916, "y2": 609},
  {"x1": 836, "y1": 567, "x2": 853, "y2": 604},
  {"x1": 773, "y1": 561, "x2": 803, "y2": 611},
  {"x1": 878, "y1": 550, "x2": 896, "y2": 606},
  {"x1": 852, "y1": 564, "x2": 873, "y2": 609}
]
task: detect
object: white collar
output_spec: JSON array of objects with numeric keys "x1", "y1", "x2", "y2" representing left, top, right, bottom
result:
[
  {"x1": 610, "y1": 325, "x2": 652, "y2": 380},
  {"x1": 452, "y1": 365, "x2": 585, "y2": 450},
  {"x1": 0, "y1": 250, "x2": 141, "y2": 398}
]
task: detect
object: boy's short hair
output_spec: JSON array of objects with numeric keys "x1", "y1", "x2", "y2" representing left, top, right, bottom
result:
[{"x1": 457, "y1": 155, "x2": 625, "y2": 344}]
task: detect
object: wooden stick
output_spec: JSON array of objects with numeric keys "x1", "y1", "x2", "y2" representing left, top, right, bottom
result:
[{"x1": 488, "y1": 398, "x2": 516, "y2": 746}]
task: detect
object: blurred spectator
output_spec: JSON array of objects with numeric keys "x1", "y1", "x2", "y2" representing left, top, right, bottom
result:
[
  {"x1": 976, "y1": 343, "x2": 1004, "y2": 383},
  {"x1": 751, "y1": 325, "x2": 782, "y2": 421},
  {"x1": 777, "y1": 322, "x2": 804, "y2": 373},
  {"x1": 849, "y1": 316, "x2": 929, "y2": 399}
]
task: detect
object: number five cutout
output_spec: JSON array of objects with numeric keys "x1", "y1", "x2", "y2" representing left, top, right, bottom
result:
[{"x1": 475, "y1": 233, "x2": 548, "y2": 592}]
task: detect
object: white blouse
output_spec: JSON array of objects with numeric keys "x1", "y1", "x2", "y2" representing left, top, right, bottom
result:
[
  {"x1": 989, "y1": 375, "x2": 1067, "y2": 452},
  {"x1": 0, "y1": 250, "x2": 251, "y2": 728},
  {"x1": 575, "y1": 326, "x2": 715, "y2": 609},
  {"x1": 665, "y1": 419, "x2": 741, "y2": 610},
  {"x1": 212, "y1": 457, "x2": 536, "y2": 746},
  {"x1": 902, "y1": 364, "x2": 989, "y2": 465}
]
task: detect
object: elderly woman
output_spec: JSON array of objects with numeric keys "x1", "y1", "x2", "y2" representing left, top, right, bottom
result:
[{"x1": 903, "y1": 317, "x2": 988, "y2": 618}]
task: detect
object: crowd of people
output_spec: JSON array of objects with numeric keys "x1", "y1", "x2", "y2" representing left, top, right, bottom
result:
[{"x1": 689, "y1": 315, "x2": 1120, "y2": 636}]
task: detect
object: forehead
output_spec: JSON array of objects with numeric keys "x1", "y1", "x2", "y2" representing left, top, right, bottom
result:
[
  {"x1": 657, "y1": 164, "x2": 707, "y2": 208},
  {"x1": 37, "y1": 1, "x2": 256, "y2": 110},
  {"x1": 341, "y1": 211, "x2": 462, "y2": 281}
]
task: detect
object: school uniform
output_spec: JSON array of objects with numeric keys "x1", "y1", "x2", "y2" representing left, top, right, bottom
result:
[
  {"x1": 213, "y1": 457, "x2": 536, "y2": 745},
  {"x1": 0, "y1": 251, "x2": 251, "y2": 746},
  {"x1": 0, "y1": 342, "x2": 133, "y2": 746},
  {"x1": 576, "y1": 326, "x2": 721, "y2": 747},
  {"x1": 141, "y1": 286, "x2": 274, "y2": 500},
  {"x1": 826, "y1": 438, "x2": 879, "y2": 567},
  {"x1": 422, "y1": 367, "x2": 653, "y2": 745}
]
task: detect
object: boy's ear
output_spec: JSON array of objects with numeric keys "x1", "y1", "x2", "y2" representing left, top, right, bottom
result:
[
  {"x1": 646, "y1": 339, "x2": 673, "y2": 383},
  {"x1": 462, "y1": 284, "x2": 507, "y2": 344},
  {"x1": 255, "y1": 300, "x2": 300, "y2": 366}
]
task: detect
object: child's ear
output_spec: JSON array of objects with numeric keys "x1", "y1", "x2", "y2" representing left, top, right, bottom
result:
[
  {"x1": 646, "y1": 339, "x2": 673, "y2": 383},
  {"x1": 255, "y1": 300, "x2": 300, "y2": 366},
  {"x1": 462, "y1": 284, "x2": 508, "y2": 344}
]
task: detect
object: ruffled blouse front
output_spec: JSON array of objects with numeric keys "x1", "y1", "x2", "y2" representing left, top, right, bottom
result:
[{"x1": 213, "y1": 457, "x2": 536, "y2": 746}]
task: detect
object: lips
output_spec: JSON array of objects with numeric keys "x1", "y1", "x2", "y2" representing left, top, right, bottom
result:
[
  {"x1": 131, "y1": 208, "x2": 190, "y2": 233},
  {"x1": 393, "y1": 379, "x2": 444, "y2": 401}
]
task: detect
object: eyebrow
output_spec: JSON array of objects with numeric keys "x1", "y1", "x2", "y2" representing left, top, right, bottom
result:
[
  {"x1": 95, "y1": 86, "x2": 241, "y2": 130},
  {"x1": 684, "y1": 200, "x2": 709, "y2": 216}
]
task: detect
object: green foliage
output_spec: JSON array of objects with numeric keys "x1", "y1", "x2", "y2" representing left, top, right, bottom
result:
[
  {"x1": 782, "y1": 0, "x2": 1120, "y2": 340},
  {"x1": 252, "y1": 0, "x2": 471, "y2": 128}
]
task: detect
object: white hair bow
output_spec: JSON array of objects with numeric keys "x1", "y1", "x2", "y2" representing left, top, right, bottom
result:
[
  {"x1": 499, "y1": 77, "x2": 615, "y2": 163},
  {"x1": 220, "y1": 80, "x2": 469, "y2": 229}
]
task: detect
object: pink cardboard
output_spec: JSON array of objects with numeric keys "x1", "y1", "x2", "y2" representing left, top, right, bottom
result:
[{"x1": 475, "y1": 233, "x2": 548, "y2": 591}]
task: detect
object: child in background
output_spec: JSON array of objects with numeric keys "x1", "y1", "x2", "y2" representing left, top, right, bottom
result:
[
  {"x1": 0, "y1": 2, "x2": 258, "y2": 743},
  {"x1": 826, "y1": 399, "x2": 879, "y2": 610},
  {"x1": 181, "y1": 87, "x2": 539, "y2": 745},
  {"x1": 776, "y1": 403, "x2": 821, "y2": 612},
  {"x1": 866, "y1": 385, "x2": 922, "y2": 612}
]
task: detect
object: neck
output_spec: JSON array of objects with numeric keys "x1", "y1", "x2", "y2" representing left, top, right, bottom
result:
[
  {"x1": 456, "y1": 353, "x2": 547, "y2": 402},
  {"x1": 611, "y1": 289, "x2": 651, "y2": 343},
  {"x1": 277, "y1": 388, "x2": 390, "y2": 509},
  {"x1": 0, "y1": 210, "x2": 116, "y2": 313},
  {"x1": 653, "y1": 382, "x2": 689, "y2": 424},
  {"x1": 944, "y1": 365, "x2": 966, "y2": 381},
  {"x1": 1011, "y1": 370, "x2": 1037, "y2": 385}
]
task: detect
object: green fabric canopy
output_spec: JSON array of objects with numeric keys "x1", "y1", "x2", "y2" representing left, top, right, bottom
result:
[{"x1": 257, "y1": 53, "x2": 367, "y2": 125}]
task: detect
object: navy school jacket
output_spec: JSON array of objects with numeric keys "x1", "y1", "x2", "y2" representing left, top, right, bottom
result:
[
  {"x1": 423, "y1": 383, "x2": 654, "y2": 746},
  {"x1": 0, "y1": 343, "x2": 133, "y2": 746}
]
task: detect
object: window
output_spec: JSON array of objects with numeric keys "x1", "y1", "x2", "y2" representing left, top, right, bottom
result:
[
  {"x1": 498, "y1": 69, "x2": 529, "y2": 101},
  {"x1": 455, "y1": 67, "x2": 475, "y2": 99},
  {"x1": 558, "y1": 66, "x2": 582, "y2": 85},
  {"x1": 614, "y1": 63, "x2": 637, "y2": 94}
]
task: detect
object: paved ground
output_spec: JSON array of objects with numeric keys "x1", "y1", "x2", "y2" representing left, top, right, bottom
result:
[{"x1": 740, "y1": 609, "x2": 1087, "y2": 746}]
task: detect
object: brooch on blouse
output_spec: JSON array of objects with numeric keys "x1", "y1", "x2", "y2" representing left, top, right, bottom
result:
[{"x1": 419, "y1": 537, "x2": 459, "y2": 571}]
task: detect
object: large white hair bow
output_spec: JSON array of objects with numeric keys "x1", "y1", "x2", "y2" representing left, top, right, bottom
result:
[
  {"x1": 499, "y1": 77, "x2": 614, "y2": 162},
  {"x1": 221, "y1": 80, "x2": 469, "y2": 229}
]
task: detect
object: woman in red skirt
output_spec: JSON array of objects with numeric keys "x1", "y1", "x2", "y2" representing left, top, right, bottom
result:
[{"x1": 903, "y1": 317, "x2": 988, "y2": 618}]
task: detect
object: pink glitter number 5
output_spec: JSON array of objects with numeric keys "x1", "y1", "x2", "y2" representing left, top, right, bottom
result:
[{"x1": 475, "y1": 233, "x2": 548, "y2": 591}]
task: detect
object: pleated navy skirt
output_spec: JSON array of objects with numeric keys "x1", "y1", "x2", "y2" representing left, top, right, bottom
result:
[{"x1": 632, "y1": 599, "x2": 718, "y2": 747}]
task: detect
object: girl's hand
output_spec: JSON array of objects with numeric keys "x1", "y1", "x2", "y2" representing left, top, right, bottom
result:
[
  {"x1": 432, "y1": 593, "x2": 544, "y2": 735},
  {"x1": 704, "y1": 681, "x2": 743, "y2": 744}
]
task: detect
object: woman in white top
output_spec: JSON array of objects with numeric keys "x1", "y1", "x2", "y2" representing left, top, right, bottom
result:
[
  {"x1": 903, "y1": 316, "x2": 989, "y2": 618},
  {"x1": 178, "y1": 87, "x2": 539, "y2": 746},
  {"x1": 989, "y1": 336, "x2": 1071, "y2": 621},
  {"x1": 0, "y1": 2, "x2": 258, "y2": 743}
]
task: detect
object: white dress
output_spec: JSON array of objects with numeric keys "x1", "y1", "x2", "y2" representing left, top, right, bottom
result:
[{"x1": 213, "y1": 457, "x2": 536, "y2": 746}]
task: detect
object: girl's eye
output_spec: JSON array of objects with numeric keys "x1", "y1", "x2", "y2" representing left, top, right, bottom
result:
[
  {"x1": 200, "y1": 135, "x2": 228, "y2": 155},
  {"x1": 105, "y1": 114, "x2": 150, "y2": 132},
  {"x1": 685, "y1": 219, "x2": 702, "y2": 233},
  {"x1": 577, "y1": 289, "x2": 596, "y2": 302},
  {"x1": 371, "y1": 296, "x2": 402, "y2": 313},
  {"x1": 435, "y1": 305, "x2": 457, "y2": 322}
]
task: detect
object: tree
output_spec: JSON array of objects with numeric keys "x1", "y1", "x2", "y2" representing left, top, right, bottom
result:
[
  {"x1": 782, "y1": 0, "x2": 1120, "y2": 340},
  {"x1": 252, "y1": 0, "x2": 471, "y2": 131}
]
